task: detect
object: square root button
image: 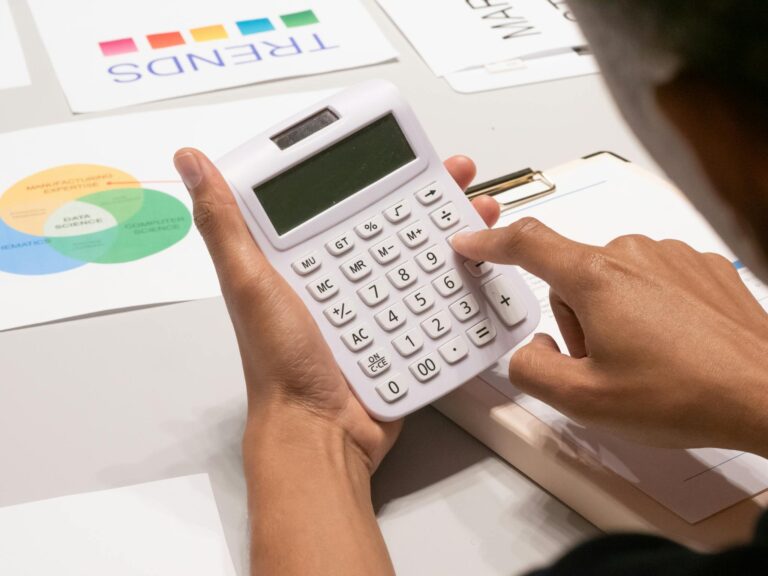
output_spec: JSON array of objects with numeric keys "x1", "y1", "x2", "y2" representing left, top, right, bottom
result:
[{"x1": 358, "y1": 348, "x2": 392, "y2": 377}]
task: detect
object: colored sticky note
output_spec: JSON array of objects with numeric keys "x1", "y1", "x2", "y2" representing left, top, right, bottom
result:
[
  {"x1": 190, "y1": 25, "x2": 228, "y2": 42},
  {"x1": 281, "y1": 10, "x2": 319, "y2": 28},
  {"x1": 236, "y1": 18, "x2": 274, "y2": 36},
  {"x1": 147, "y1": 31, "x2": 185, "y2": 49},
  {"x1": 99, "y1": 38, "x2": 138, "y2": 57}
]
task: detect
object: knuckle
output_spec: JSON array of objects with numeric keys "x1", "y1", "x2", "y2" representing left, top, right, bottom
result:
[
  {"x1": 606, "y1": 234, "x2": 650, "y2": 252},
  {"x1": 192, "y1": 199, "x2": 221, "y2": 237},
  {"x1": 575, "y1": 250, "x2": 609, "y2": 288}
]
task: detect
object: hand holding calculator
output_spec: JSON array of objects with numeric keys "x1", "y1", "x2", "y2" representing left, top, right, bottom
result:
[{"x1": 217, "y1": 81, "x2": 539, "y2": 421}]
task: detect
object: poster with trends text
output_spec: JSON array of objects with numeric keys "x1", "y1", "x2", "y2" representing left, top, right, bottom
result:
[
  {"x1": 0, "y1": 91, "x2": 329, "y2": 331},
  {"x1": 25, "y1": 0, "x2": 395, "y2": 112},
  {"x1": 0, "y1": 0, "x2": 30, "y2": 89}
]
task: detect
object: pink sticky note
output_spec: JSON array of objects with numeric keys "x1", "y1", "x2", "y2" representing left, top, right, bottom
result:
[{"x1": 99, "y1": 38, "x2": 138, "y2": 57}]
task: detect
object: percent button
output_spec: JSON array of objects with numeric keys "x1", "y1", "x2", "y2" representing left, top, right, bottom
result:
[{"x1": 355, "y1": 215, "x2": 385, "y2": 240}]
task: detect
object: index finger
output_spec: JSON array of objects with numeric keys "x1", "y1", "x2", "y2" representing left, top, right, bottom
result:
[{"x1": 450, "y1": 217, "x2": 593, "y2": 290}]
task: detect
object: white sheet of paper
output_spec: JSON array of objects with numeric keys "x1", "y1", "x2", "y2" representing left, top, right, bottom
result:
[
  {"x1": 480, "y1": 154, "x2": 768, "y2": 523},
  {"x1": 445, "y1": 49, "x2": 598, "y2": 93},
  {"x1": 0, "y1": 90, "x2": 332, "y2": 331},
  {"x1": 26, "y1": 0, "x2": 394, "y2": 112},
  {"x1": 0, "y1": 0, "x2": 30, "y2": 89},
  {"x1": 0, "y1": 474, "x2": 236, "y2": 575},
  {"x1": 376, "y1": 0, "x2": 583, "y2": 76}
]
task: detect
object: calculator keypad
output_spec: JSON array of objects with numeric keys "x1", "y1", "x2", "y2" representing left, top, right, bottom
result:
[{"x1": 294, "y1": 178, "x2": 529, "y2": 409}]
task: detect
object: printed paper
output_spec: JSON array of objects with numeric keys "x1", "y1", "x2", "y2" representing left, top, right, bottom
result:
[
  {"x1": 26, "y1": 0, "x2": 395, "y2": 112},
  {"x1": 0, "y1": 0, "x2": 30, "y2": 89},
  {"x1": 0, "y1": 474, "x2": 236, "y2": 576},
  {"x1": 0, "y1": 90, "x2": 331, "y2": 331}
]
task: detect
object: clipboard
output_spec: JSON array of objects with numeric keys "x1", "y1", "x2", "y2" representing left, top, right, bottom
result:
[{"x1": 434, "y1": 152, "x2": 768, "y2": 551}]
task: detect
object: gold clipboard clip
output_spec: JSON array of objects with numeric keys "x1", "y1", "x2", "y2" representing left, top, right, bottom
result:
[{"x1": 465, "y1": 168, "x2": 556, "y2": 212}]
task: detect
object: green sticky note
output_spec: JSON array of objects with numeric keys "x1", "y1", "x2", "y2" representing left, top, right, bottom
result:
[{"x1": 281, "y1": 10, "x2": 319, "y2": 28}]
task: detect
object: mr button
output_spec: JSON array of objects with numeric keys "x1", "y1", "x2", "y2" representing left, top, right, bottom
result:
[{"x1": 358, "y1": 348, "x2": 391, "y2": 377}]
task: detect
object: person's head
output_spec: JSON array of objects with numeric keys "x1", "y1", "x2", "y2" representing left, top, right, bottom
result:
[{"x1": 568, "y1": 1, "x2": 768, "y2": 280}]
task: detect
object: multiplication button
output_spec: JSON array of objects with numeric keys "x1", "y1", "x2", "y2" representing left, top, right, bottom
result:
[
  {"x1": 409, "y1": 352, "x2": 441, "y2": 382},
  {"x1": 467, "y1": 318, "x2": 497, "y2": 347},
  {"x1": 291, "y1": 251, "x2": 321, "y2": 276},
  {"x1": 430, "y1": 202, "x2": 460, "y2": 230},
  {"x1": 376, "y1": 375, "x2": 408, "y2": 403},
  {"x1": 415, "y1": 182, "x2": 442, "y2": 205},
  {"x1": 358, "y1": 348, "x2": 391, "y2": 377},
  {"x1": 398, "y1": 220, "x2": 429, "y2": 248}
]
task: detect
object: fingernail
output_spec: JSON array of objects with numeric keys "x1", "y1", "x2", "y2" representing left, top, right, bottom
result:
[
  {"x1": 450, "y1": 231, "x2": 474, "y2": 248},
  {"x1": 174, "y1": 152, "x2": 203, "y2": 192}
]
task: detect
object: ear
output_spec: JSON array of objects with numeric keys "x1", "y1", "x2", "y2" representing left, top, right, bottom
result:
[{"x1": 656, "y1": 74, "x2": 768, "y2": 253}]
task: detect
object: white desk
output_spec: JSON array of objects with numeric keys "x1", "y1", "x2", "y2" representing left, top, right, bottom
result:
[{"x1": 0, "y1": 0, "x2": 655, "y2": 573}]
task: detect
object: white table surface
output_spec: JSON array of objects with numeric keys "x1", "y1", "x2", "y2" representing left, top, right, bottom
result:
[{"x1": 0, "y1": 0, "x2": 657, "y2": 574}]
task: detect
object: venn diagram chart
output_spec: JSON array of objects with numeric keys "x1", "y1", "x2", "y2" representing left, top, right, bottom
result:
[{"x1": 0, "y1": 164, "x2": 191, "y2": 275}]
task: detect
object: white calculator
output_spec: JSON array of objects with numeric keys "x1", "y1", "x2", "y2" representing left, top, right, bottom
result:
[{"x1": 217, "y1": 80, "x2": 540, "y2": 421}]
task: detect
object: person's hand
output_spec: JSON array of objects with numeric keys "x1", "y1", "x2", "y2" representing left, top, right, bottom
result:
[
  {"x1": 452, "y1": 219, "x2": 768, "y2": 455},
  {"x1": 173, "y1": 149, "x2": 500, "y2": 472}
]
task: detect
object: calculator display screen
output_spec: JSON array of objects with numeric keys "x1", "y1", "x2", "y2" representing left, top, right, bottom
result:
[{"x1": 253, "y1": 114, "x2": 416, "y2": 235}]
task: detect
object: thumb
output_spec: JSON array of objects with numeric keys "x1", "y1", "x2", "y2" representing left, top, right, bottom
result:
[
  {"x1": 509, "y1": 334, "x2": 595, "y2": 413},
  {"x1": 174, "y1": 147, "x2": 272, "y2": 291}
]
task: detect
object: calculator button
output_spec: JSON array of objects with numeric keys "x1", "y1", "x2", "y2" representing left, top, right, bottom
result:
[
  {"x1": 358, "y1": 277, "x2": 389, "y2": 307},
  {"x1": 449, "y1": 294, "x2": 480, "y2": 322},
  {"x1": 291, "y1": 251, "x2": 321, "y2": 276},
  {"x1": 307, "y1": 275, "x2": 339, "y2": 302},
  {"x1": 404, "y1": 286, "x2": 436, "y2": 315},
  {"x1": 383, "y1": 200, "x2": 411, "y2": 224},
  {"x1": 358, "y1": 348, "x2": 391, "y2": 377},
  {"x1": 376, "y1": 375, "x2": 408, "y2": 403},
  {"x1": 467, "y1": 318, "x2": 497, "y2": 347},
  {"x1": 430, "y1": 202, "x2": 461, "y2": 230},
  {"x1": 355, "y1": 215, "x2": 385, "y2": 240},
  {"x1": 323, "y1": 298, "x2": 357, "y2": 327},
  {"x1": 447, "y1": 226, "x2": 470, "y2": 248},
  {"x1": 432, "y1": 269, "x2": 463, "y2": 297},
  {"x1": 398, "y1": 221, "x2": 429, "y2": 249},
  {"x1": 409, "y1": 352, "x2": 441, "y2": 382},
  {"x1": 439, "y1": 336, "x2": 469, "y2": 364},
  {"x1": 326, "y1": 233, "x2": 354, "y2": 256},
  {"x1": 370, "y1": 236, "x2": 401, "y2": 265},
  {"x1": 392, "y1": 328, "x2": 424, "y2": 357},
  {"x1": 415, "y1": 182, "x2": 442, "y2": 205},
  {"x1": 387, "y1": 261, "x2": 418, "y2": 290},
  {"x1": 421, "y1": 310, "x2": 452, "y2": 339},
  {"x1": 415, "y1": 245, "x2": 445, "y2": 273},
  {"x1": 464, "y1": 259, "x2": 494, "y2": 278},
  {"x1": 481, "y1": 275, "x2": 528, "y2": 327},
  {"x1": 341, "y1": 323, "x2": 374, "y2": 352},
  {"x1": 375, "y1": 302, "x2": 408, "y2": 332},
  {"x1": 340, "y1": 253, "x2": 374, "y2": 282}
]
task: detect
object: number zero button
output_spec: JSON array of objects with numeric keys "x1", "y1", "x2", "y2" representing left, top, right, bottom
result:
[{"x1": 376, "y1": 374, "x2": 408, "y2": 403}]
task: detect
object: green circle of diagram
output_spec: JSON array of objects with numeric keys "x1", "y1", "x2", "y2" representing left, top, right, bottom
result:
[{"x1": 48, "y1": 188, "x2": 192, "y2": 264}]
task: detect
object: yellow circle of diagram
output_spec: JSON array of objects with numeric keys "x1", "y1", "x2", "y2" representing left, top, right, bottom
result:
[{"x1": 0, "y1": 164, "x2": 140, "y2": 236}]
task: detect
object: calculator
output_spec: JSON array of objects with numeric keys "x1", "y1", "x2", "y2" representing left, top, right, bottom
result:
[{"x1": 217, "y1": 80, "x2": 540, "y2": 421}]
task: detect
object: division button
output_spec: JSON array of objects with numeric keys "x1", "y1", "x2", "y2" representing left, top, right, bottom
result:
[
  {"x1": 341, "y1": 323, "x2": 374, "y2": 352},
  {"x1": 291, "y1": 251, "x2": 321, "y2": 276},
  {"x1": 429, "y1": 202, "x2": 461, "y2": 230},
  {"x1": 398, "y1": 220, "x2": 429, "y2": 249},
  {"x1": 464, "y1": 259, "x2": 494, "y2": 278},
  {"x1": 307, "y1": 274, "x2": 339, "y2": 302},
  {"x1": 355, "y1": 214, "x2": 385, "y2": 240},
  {"x1": 392, "y1": 328, "x2": 424, "y2": 357},
  {"x1": 370, "y1": 236, "x2": 401, "y2": 265},
  {"x1": 467, "y1": 318, "x2": 497, "y2": 347},
  {"x1": 438, "y1": 336, "x2": 469, "y2": 364},
  {"x1": 415, "y1": 182, "x2": 442, "y2": 205},
  {"x1": 449, "y1": 294, "x2": 480, "y2": 322},
  {"x1": 481, "y1": 275, "x2": 528, "y2": 327},
  {"x1": 409, "y1": 352, "x2": 442, "y2": 382},
  {"x1": 376, "y1": 374, "x2": 409, "y2": 403},
  {"x1": 326, "y1": 232, "x2": 354, "y2": 256},
  {"x1": 340, "y1": 252, "x2": 374, "y2": 282},
  {"x1": 358, "y1": 348, "x2": 392, "y2": 377},
  {"x1": 383, "y1": 200, "x2": 411, "y2": 223},
  {"x1": 323, "y1": 298, "x2": 357, "y2": 327}
]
